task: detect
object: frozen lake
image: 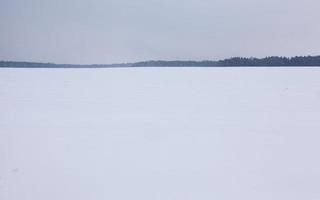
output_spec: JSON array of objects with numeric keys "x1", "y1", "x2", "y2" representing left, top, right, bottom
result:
[{"x1": 1, "y1": 67, "x2": 320, "y2": 200}]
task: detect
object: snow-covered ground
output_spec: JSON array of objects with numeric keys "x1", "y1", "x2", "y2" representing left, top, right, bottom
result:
[{"x1": 1, "y1": 67, "x2": 320, "y2": 200}]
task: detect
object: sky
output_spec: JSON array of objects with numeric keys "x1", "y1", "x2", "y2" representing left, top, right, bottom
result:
[{"x1": 1, "y1": 0, "x2": 320, "y2": 64}]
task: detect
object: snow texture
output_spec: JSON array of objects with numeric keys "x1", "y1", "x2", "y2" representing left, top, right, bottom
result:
[{"x1": 1, "y1": 67, "x2": 320, "y2": 200}]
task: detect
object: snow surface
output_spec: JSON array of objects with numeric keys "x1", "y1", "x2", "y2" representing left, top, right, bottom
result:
[{"x1": 1, "y1": 67, "x2": 320, "y2": 200}]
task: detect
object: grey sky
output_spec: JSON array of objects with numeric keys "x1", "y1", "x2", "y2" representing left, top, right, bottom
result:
[{"x1": 1, "y1": 0, "x2": 320, "y2": 64}]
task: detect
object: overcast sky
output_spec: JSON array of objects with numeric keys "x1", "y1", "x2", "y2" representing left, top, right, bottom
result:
[{"x1": 1, "y1": 0, "x2": 320, "y2": 64}]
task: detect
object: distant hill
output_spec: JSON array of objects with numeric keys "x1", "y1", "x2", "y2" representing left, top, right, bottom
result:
[
  {"x1": 0, "y1": 61, "x2": 130, "y2": 68},
  {"x1": 1, "y1": 55, "x2": 320, "y2": 68}
]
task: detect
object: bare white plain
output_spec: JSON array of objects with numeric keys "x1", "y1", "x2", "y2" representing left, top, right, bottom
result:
[{"x1": 1, "y1": 67, "x2": 320, "y2": 200}]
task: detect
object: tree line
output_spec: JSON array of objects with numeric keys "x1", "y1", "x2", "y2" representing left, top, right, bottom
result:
[{"x1": 1, "y1": 55, "x2": 320, "y2": 68}]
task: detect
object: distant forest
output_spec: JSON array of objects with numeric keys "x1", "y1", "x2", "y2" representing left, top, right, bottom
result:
[
  {"x1": 1, "y1": 55, "x2": 320, "y2": 68},
  {"x1": 131, "y1": 56, "x2": 320, "y2": 67}
]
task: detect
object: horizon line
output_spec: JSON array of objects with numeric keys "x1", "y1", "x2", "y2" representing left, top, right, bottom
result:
[{"x1": 1, "y1": 55, "x2": 320, "y2": 66}]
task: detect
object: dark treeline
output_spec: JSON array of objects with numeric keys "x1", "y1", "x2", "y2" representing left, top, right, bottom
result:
[
  {"x1": 1, "y1": 56, "x2": 320, "y2": 68},
  {"x1": 0, "y1": 61, "x2": 131, "y2": 68},
  {"x1": 133, "y1": 56, "x2": 320, "y2": 67},
  {"x1": 131, "y1": 60, "x2": 218, "y2": 67},
  {"x1": 218, "y1": 56, "x2": 320, "y2": 66}
]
